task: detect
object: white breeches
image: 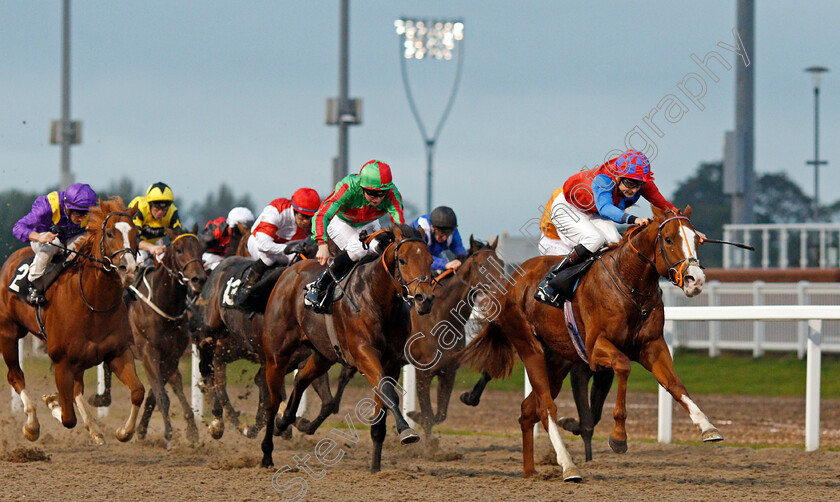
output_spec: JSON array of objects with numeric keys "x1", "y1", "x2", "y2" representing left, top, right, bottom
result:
[
  {"x1": 28, "y1": 233, "x2": 84, "y2": 281},
  {"x1": 548, "y1": 200, "x2": 621, "y2": 254},
  {"x1": 326, "y1": 218, "x2": 381, "y2": 262}
]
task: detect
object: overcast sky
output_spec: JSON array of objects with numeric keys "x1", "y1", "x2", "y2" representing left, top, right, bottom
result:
[{"x1": 2, "y1": 1, "x2": 838, "y2": 238}]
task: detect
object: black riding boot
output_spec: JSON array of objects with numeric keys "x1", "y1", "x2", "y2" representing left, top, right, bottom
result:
[
  {"x1": 25, "y1": 276, "x2": 47, "y2": 306},
  {"x1": 534, "y1": 244, "x2": 593, "y2": 307},
  {"x1": 234, "y1": 259, "x2": 268, "y2": 308},
  {"x1": 304, "y1": 251, "x2": 355, "y2": 312}
]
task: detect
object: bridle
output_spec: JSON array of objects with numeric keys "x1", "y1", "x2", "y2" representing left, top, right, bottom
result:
[
  {"x1": 79, "y1": 211, "x2": 136, "y2": 312},
  {"x1": 156, "y1": 233, "x2": 203, "y2": 287},
  {"x1": 626, "y1": 215, "x2": 700, "y2": 289},
  {"x1": 381, "y1": 237, "x2": 433, "y2": 304}
]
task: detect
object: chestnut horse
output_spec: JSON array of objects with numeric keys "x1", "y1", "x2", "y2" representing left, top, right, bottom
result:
[
  {"x1": 128, "y1": 228, "x2": 207, "y2": 447},
  {"x1": 404, "y1": 236, "x2": 504, "y2": 438},
  {"x1": 462, "y1": 205, "x2": 722, "y2": 481},
  {"x1": 193, "y1": 255, "x2": 356, "y2": 440},
  {"x1": 0, "y1": 198, "x2": 144, "y2": 444},
  {"x1": 261, "y1": 224, "x2": 435, "y2": 471}
]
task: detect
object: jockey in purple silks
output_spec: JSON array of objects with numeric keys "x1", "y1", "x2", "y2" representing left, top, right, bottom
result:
[{"x1": 12, "y1": 183, "x2": 98, "y2": 305}]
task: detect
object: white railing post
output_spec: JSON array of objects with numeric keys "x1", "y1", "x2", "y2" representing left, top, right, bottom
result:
[
  {"x1": 658, "y1": 323, "x2": 674, "y2": 444},
  {"x1": 820, "y1": 230, "x2": 827, "y2": 269},
  {"x1": 761, "y1": 229, "x2": 770, "y2": 269},
  {"x1": 723, "y1": 227, "x2": 731, "y2": 269},
  {"x1": 402, "y1": 364, "x2": 417, "y2": 428},
  {"x1": 805, "y1": 319, "x2": 822, "y2": 451},
  {"x1": 800, "y1": 230, "x2": 808, "y2": 269},
  {"x1": 753, "y1": 282, "x2": 764, "y2": 358},
  {"x1": 10, "y1": 339, "x2": 24, "y2": 413},
  {"x1": 97, "y1": 363, "x2": 108, "y2": 418},
  {"x1": 191, "y1": 344, "x2": 203, "y2": 419},
  {"x1": 742, "y1": 230, "x2": 751, "y2": 269},
  {"x1": 797, "y1": 282, "x2": 808, "y2": 359},
  {"x1": 780, "y1": 228, "x2": 789, "y2": 269},
  {"x1": 708, "y1": 281, "x2": 720, "y2": 357}
]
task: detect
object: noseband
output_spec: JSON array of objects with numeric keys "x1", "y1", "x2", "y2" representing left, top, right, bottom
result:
[
  {"x1": 628, "y1": 216, "x2": 700, "y2": 288},
  {"x1": 381, "y1": 237, "x2": 432, "y2": 304}
]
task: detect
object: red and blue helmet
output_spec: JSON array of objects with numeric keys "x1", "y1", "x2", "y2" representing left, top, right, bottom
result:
[{"x1": 613, "y1": 149, "x2": 654, "y2": 182}]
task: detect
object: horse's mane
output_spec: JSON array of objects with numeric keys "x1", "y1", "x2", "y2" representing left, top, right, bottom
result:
[
  {"x1": 394, "y1": 223, "x2": 422, "y2": 240},
  {"x1": 79, "y1": 197, "x2": 128, "y2": 256}
]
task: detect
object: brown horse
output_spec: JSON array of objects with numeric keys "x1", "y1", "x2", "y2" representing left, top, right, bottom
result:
[
  {"x1": 404, "y1": 236, "x2": 505, "y2": 438},
  {"x1": 261, "y1": 224, "x2": 435, "y2": 471},
  {"x1": 0, "y1": 197, "x2": 145, "y2": 444},
  {"x1": 193, "y1": 255, "x2": 356, "y2": 440},
  {"x1": 128, "y1": 228, "x2": 207, "y2": 447},
  {"x1": 462, "y1": 205, "x2": 721, "y2": 481}
]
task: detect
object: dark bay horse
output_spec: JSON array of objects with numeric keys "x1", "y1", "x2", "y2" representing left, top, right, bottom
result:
[
  {"x1": 404, "y1": 236, "x2": 505, "y2": 438},
  {"x1": 194, "y1": 255, "x2": 355, "y2": 440},
  {"x1": 0, "y1": 198, "x2": 145, "y2": 444},
  {"x1": 261, "y1": 224, "x2": 435, "y2": 471},
  {"x1": 462, "y1": 205, "x2": 722, "y2": 481},
  {"x1": 128, "y1": 228, "x2": 206, "y2": 447}
]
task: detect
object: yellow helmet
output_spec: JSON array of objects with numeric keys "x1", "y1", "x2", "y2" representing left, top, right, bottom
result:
[{"x1": 146, "y1": 182, "x2": 175, "y2": 203}]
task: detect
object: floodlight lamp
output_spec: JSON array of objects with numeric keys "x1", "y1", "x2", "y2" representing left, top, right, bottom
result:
[{"x1": 396, "y1": 17, "x2": 464, "y2": 60}]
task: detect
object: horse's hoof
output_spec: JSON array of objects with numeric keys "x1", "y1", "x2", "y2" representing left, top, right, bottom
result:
[
  {"x1": 702, "y1": 428, "x2": 724, "y2": 442},
  {"x1": 399, "y1": 428, "x2": 420, "y2": 445},
  {"x1": 209, "y1": 420, "x2": 224, "y2": 440},
  {"x1": 187, "y1": 428, "x2": 199, "y2": 444},
  {"x1": 294, "y1": 418, "x2": 316, "y2": 436},
  {"x1": 41, "y1": 393, "x2": 59, "y2": 407},
  {"x1": 136, "y1": 429, "x2": 147, "y2": 441},
  {"x1": 281, "y1": 427, "x2": 293, "y2": 440},
  {"x1": 88, "y1": 394, "x2": 111, "y2": 407},
  {"x1": 165, "y1": 439, "x2": 173, "y2": 451},
  {"x1": 459, "y1": 392, "x2": 479, "y2": 407},
  {"x1": 89, "y1": 433, "x2": 106, "y2": 446},
  {"x1": 23, "y1": 423, "x2": 40, "y2": 442},
  {"x1": 563, "y1": 466, "x2": 583, "y2": 483},
  {"x1": 522, "y1": 469, "x2": 537, "y2": 479},
  {"x1": 608, "y1": 435, "x2": 628, "y2": 454},
  {"x1": 237, "y1": 424, "x2": 257, "y2": 439},
  {"x1": 261, "y1": 458, "x2": 274, "y2": 469},
  {"x1": 557, "y1": 416, "x2": 581, "y2": 435},
  {"x1": 115, "y1": 427, "x2": 134, "y2": 442}
]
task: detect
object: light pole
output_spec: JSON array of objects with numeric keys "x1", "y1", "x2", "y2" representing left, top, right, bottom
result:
[
  {"x1": 326, "y1": 0, "x2": 362, "y2": 187},
  {"x1": 805, "y1": 66, "x2": 829, "y2": 220},
  {"x1": 395, "y1": 18, "x2": 464, "y2": 214},
  {"x1": 49, "y1": 0, "x2": 82, "y2": 190}
]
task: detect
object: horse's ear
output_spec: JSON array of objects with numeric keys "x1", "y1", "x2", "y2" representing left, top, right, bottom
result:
[
  {"x1": 416, "y1": 225, "x2": 426, "y2": 242},
  {"x1": 469, "y1": 234, "x2": 475, "y2": 248},
  {"x1": 651, "y1": 204, "x2": 665, "y2": 221},
  {"x1": 683, "y1": 205, "x2": 693, "y2": 219},
  {"x1": 165, "y1": 228, "x2": 177, "y2": 240},
  {"x1": 128, "y1": 206, "x2": 139, "y2": 219},
  {"x1": 191, "y1": 223, "x2": 198, "y2": 235},
  {"x1": 490, "y1": 236, "x2": 499, "y2": 250},
  {"x1": 393, "y1": 224, "x2": 404, "y2": 241},
  {"x1": 236, "y1": 223, "x2": 248, "y2": 235}
]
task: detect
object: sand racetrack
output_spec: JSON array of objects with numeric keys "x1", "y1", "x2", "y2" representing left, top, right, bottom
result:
[{"x1": 1, "y1": 375, "x2": 839, "y2": 501}]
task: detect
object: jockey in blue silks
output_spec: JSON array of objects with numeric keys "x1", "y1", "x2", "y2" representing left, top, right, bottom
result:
[{"x1": 411, "y1": 206, "x2": 467, "y2": 272}]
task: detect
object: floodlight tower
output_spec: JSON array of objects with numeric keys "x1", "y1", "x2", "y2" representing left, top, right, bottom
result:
[{"x1": 395, "y1": 18, "x2": 464, "y2": 213}]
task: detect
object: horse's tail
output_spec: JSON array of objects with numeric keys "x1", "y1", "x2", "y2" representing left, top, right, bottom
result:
[{"x1": 458, "y1": 322, "x2": 516, "y2": 379}]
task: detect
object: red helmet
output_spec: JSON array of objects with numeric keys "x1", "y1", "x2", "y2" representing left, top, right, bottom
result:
[
  {"x1": 613, "y1": 149, "x2": 654, "y2": 182},
  {"x1": 291, "y1": 188, "x2": 321, "y2": 216}
]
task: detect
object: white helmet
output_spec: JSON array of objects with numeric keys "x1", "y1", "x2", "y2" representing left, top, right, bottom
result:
[{"x1": 226, "y1": 207, "x2": 255, "y2": 228}]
